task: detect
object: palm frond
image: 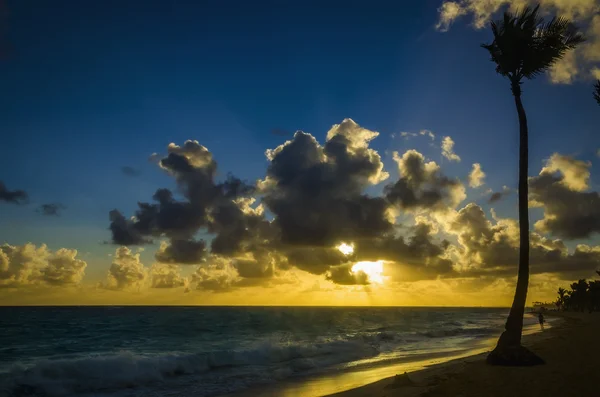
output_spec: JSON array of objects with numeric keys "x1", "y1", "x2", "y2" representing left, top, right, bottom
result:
[
  {"x1": 594, "y1": 81, "x2": 600, "y2": 106},
  {"x1": 481, "y1": 4, "x2": 585, "y2": 84}
]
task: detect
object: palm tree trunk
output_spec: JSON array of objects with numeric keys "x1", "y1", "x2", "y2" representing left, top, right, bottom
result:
[
  {"x1": 487, "y1": 82, "x2": 540, "y2": 365},
  {"x1": 497, "y1": 88, "x2": 530, "y2": 347}
]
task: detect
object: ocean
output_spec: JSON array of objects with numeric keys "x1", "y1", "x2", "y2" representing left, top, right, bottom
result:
[{"x1": 0, "y1": 306, "x2": 550, "y2": 397}]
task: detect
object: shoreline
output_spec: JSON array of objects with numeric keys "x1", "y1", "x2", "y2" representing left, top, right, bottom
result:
[
  {"x1": 330, "y1": 311, "x2": 596, "y2": 397},
  {"x1": 225, "y1": 314, "x2": 560, "y2": 397}
]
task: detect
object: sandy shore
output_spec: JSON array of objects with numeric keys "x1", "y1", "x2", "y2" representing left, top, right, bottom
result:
[{"x1": 331, "y1": 311, "x2": 599, "y2": 397}]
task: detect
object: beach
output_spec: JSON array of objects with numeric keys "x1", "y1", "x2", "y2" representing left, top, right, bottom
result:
[{"x1": 330, "y1": 311, "x2": 599, "y2": 397}]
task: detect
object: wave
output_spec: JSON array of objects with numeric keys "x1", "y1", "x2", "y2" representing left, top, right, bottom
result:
[
  {"x1": 0, "y1": 325, "x2": 506, "y2": 396},
  {"x1": 419, "y1": 326, "x2": 499, "y2": 338},
  {"x1": 0, "y1": 337, "x2": 380, "y2": 397}
]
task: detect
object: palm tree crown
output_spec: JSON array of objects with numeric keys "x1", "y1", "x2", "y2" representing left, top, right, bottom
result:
[{"x1": 482, "y1": 5, "x2": 585, "y2": 95}]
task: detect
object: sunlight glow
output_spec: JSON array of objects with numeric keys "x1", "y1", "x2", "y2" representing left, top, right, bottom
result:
[
  {"x1": 337, "y1": 242, "x2": 355, "y2": 256},
  {"x1": 351, "y1": 261, "x2": 385, "y2": 284}
]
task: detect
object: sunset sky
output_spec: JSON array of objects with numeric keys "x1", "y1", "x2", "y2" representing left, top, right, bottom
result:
[{"x1": 1, "y1": 0, "x2": 599, "y2": 306}]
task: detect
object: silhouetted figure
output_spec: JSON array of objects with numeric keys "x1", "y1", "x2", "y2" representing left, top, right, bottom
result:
[{"x1": 538, "y1": 311, "x2": 545, "y2": 331}]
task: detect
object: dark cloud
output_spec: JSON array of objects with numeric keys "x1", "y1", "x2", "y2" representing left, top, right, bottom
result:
[
  {"x1": 155, "y1": 238, "x2": 207, "y2": 264},
  {"x1": 107, "y1": 125, "x2": 600, "y2": 289},
  {"x1": 108, "y1": 209, "x2": 151, "y2": 245},
  {"x1": 0, "y1": 181, "x2": 28, "y2": 204},
  {"x1": 385, "y1": 150, "x2": 465, "y2": 212},
  {"x1": 121, "y1": 166, "x2": 141, "y2": 177},
  {"x1": 488, "y1": 186, "x2": 511, "y2": 203},
  {"x1": 262, "y1": 119, "x2": 392, "y2": 247},
  {"x1": 234, "y1": 257, "x2": 275, "y2": 279},
  {"x1": 285, "y1": 246, "x2": 348, "y2": 275},
  {"x1": 529, "y1": 154, "x2": 600, "y2": 239},
  {"x1": 109, "y1": 141, "x2": 259, "y2": 258},
  {"x1": 327, "y1": 263, "x2": 369, "y2": 285},
  {"x1": 37, "y1": 203, "x2": 65, "y2": 216}
]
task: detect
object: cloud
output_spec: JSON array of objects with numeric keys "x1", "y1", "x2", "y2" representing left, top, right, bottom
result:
[
  {"x1": 529, "y1": 154, "x2": 600, "y2": 239},
  {"x1": 327, "y1": 263, "x2": 369, "y2": 285},
  {"x1": 190, "y1": 256, "x2": 242, "y2": 292},
  {"x1": 150, "y1": 263, "x2": 186, "y2": 288},
  {"x1": 385, "y1": 150, "x2": 466, "y2": 212},
  {"x1": 488, "y1": 186, "x2": 511, "y2": 203},
  {"x1": 262, "y1": 119, "x2": 393, "y2": 247},
  {"x1": 0, "y1": 181, "x2": 28, "y2": 204},
  {"x1": 445, "y1": 203, "x2": 600, "y2": 278},
  {"x1": 121, "y1": 166, "x2": 141, "y2": 177},
  {"x1": 436, "y1": 0, "x2": 600, "y2": 84},
  {"x1": 41, "y1": 248, "x2": 87, "y2": 285},
  {"x1": 154, "y1": 239, "x2": 207, "y2": 264},
  {"x1": 0, "y1": 243, "x2": 87, "y2": 287},
  {"x1": 468, "y1": 163, "x2": 486, "y2": 188},
  {"x1": 399, "y1": 130, "x2": 436, "y2": 140},
  {"x1": 105, "y1": 121, "x2": 598, "y2": 289},
  {"x1": 100, "y1": 247, "x2": 146, "y2": 290},
  {"x1": 109, "y1": 140, "x2": 259, "y2": 260},
  {"x1": 441, "y1": 136, "x2": 461, "y2": 162},
  {"x1": 37, "y1": 203, "x2": 66, "y2": 216},
  {"x1": 436, "y1": 1, "x2": 468, "y2": 32}
]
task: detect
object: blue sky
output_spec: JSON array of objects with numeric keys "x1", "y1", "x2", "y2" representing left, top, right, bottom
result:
[{"x1": 1, "y1": 0, "x2": 599, "y2": 291}]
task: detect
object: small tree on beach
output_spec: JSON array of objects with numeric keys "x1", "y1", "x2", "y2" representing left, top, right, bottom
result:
[
  {"x1": 481, "y1": 4, "x2": 584, "y2": 366},
  {"x1": 556, "y1": 287, "x2": 567, "y2": 310}
]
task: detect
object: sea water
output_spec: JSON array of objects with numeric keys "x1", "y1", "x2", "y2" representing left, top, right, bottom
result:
[{"x1": 0, "y1": 306, "x2": 549, "y2": 396}]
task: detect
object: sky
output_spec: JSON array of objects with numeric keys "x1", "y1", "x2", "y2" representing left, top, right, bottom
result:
[{"x1": 1, "y1": 0, "x2": 599, "y2": 306}]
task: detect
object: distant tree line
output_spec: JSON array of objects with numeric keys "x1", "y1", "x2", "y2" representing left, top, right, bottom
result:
[{"x1": 555, "y1": 271, "x2": 600, "y2": 312}]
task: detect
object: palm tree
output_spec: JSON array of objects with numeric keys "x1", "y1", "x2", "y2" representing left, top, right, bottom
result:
[
  {"x1": 595, "y1": 81, "x2": 600, "y2": 105},
  {"x1": 556, "y1": 287, "x2": 567, "y2": 310},
  {"x1": 482, "y1": 5, "x2": 584, "y2": 365}
]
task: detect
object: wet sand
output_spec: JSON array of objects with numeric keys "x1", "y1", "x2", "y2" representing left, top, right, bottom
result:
[{"x1": 332, "y1": 311, "x2": 599, "y2": 397}]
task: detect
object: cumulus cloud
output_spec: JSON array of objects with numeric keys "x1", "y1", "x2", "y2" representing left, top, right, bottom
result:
[
  {"x1": 191, "y1": 259, "x2": 240, "y2": 292},
  {"x1": 441, "y1": 136, "x2": 461, "y2": 162},
  {"x1": 262, "y1": 119, "x2": 393, "y2": 247},
  {"x1": 155, "y1": 239, "x2": 207, "y2": 264},
  {"x1": 437, "y1": 0, "x2": 600, "y2": 84},
  {"x1": 189, "y1": 255, "x2": 278, "y2": 292},
  {"x1": 37, "y1": 203, "x2": 66, "y2": 216},
  {"x1": 529, "y1": 154, "x2": 600, "y2": 239},
  {"x1": 385, "y1": 150, "x2": 466, "y2": 213},
  {"x1": 41, "y1": 248, "x2": 87, "y2": 285},
  {"x1": 0, "y1": 243, "x2": 87, "y2": 287},
  {"x1": 445, "y1": 203, "x2": 600, "y2": 278},
  {"x1": 0, "y1": 181, "x2": 28, "y2": 204},
  {"x1": 106, "y1": 121, "x2": 598, "y2": 289},
  {"x1": 468, "y1": 163, "x2": 486, "y2": 188},
  {"x1": 150, "y1": 263, "x2": 187, "y2": 288},
  {"x1": 109, "y1": 139, "x2": 261, "y2": 261},
  {"x1": 100, "y1": 247, "x2": 146, "y2": 290}
]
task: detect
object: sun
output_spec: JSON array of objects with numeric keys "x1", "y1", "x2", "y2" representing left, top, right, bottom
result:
[
  {"x1": 337, "y1": 242, "x2": 354, "y2": 256},
  {"x1": 351, "y1": 261, "x2": 385, "y2": 284}
]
